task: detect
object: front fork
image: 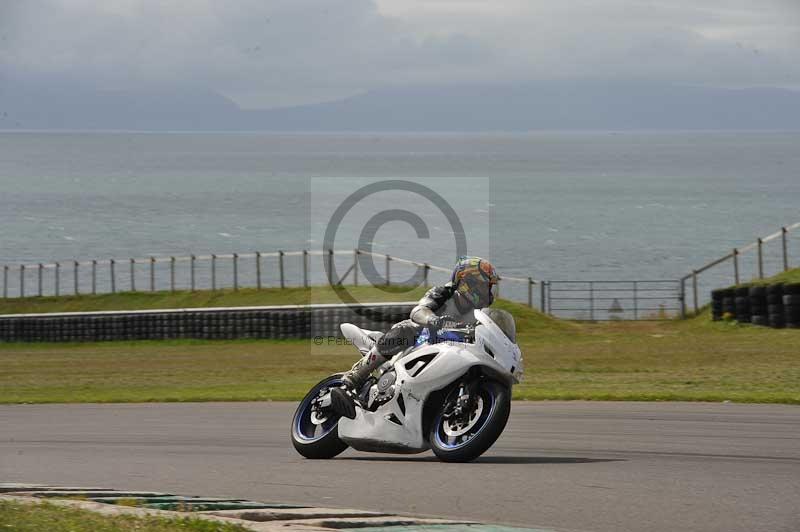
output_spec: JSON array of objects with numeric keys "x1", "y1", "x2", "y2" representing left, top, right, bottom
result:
[{"x1": 443, "y1": 372, "x2": 481, "y2": 420}]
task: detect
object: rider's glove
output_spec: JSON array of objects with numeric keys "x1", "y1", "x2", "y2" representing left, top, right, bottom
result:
[{"x1": 429, "y1": 315, "x2": 466, "y2": 331}]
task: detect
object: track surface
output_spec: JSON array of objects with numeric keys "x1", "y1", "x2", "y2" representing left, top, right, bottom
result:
[{"x1": 2, "y1": 401, "x2": 798, "y2": 532}]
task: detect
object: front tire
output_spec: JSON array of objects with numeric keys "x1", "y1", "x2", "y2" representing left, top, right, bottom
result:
[
  {"x1": 291, "y1": 374, "x2": 349, "y2": 459},
  {"x1": 429, "y1": 379, "x2": 511, "y2": 463}
]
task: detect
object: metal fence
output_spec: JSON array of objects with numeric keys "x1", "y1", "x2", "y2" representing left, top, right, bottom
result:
[
  {"x1": 7, "y1": 221, "x2": 795, "y2": 320},
  {"x1": 1, "y1": 249, "x2": 543, "y2": 308},
  {"x1": 545, "y1": 280, "x2": 682, "y2": 321},
  {"x1": 681, "y1": 222, "x2": 800, "y2": 314}
]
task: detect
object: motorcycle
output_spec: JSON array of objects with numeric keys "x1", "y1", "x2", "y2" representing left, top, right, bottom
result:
[{"x1": 291, "y1": 307, "x2": 523, "y2": 462}]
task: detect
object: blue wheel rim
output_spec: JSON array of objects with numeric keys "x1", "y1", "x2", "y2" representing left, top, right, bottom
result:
[
  {"x1": 293, "y1": 377, "x2": 342, "y2": 442},
  {"x1": 433, "y1": 383, "x2": 497, "y2": 450}
]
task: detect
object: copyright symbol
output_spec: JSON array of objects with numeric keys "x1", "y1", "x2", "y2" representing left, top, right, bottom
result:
[
  {"x1": 312, "y1": 336, "x2": 324, "y2": 345},
  {"x1": 322, "y1": 180, "x2": 468, "y2": 311}
]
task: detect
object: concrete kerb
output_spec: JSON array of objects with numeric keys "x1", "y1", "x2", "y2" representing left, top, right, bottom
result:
[{"x1": 0, "y1": 483, "x2": 553, "y2": 531}]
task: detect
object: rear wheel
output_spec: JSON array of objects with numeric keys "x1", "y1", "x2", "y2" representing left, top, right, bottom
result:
[
  {"x1": 291, "y1": 374, "x2": 349, "y2": 459},
  {"x1": 429, "y1": 379, "x2": 510, "y2": 463}
]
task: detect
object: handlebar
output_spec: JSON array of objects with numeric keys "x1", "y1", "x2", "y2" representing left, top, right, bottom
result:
[{"x1": 438, "y1": 324, "x2": 476, "y2": 342}]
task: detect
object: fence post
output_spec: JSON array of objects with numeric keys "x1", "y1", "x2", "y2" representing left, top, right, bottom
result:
[
  {"x1": 190, "y1": 255, "x2": 196, "y2": 291},
  {"x1": 129, "y1": 259, "x2": 136, "y2": 292},
  {"x1": 256, "y1": 252, "x2": 262, "y2": 290},
  {"x1": 150, "y1": 257, "x2": 155, "y2": 291},
  {"x1": 169, "y1": 257, "x2": 175, "y2": 292},
  {"x1": 733, "y1": 248, "x2": 740, "y2": 285},
  {"x1": 278, "y1": 251, "x2": 284, "y2": 289},
  {"x1": 233, "y1": 253, "x2": 239, "y2": 291},
  {"x1": 55, "y1": 262, "x2": 60, "y2": 296},
  {"x1": 527, "y1": 277, "x2": 533, "y2": 307},
  {"x1": 303, "y1": 250, "x2": 309, "y2": 288},
  {"x1": 2, "y1": 265, "x2": 7, "y2": 298},
  {"x1": 692, "y1": 270, "x2": 698, "y2": 314},
  {"x1": 540, "y1": 280, "x2": 546, "y2": 313},
  {"x1": 757, "y1": 238, "x2": 764, "y2": 279},
  {"x1": 782, "y1": 227, "x2": 789, "y2": 271},
  {"x1": 73, "y1": 261, "x2": 79, "y2": 295},
  {"x1": 327, "y1": 249, "x2": 334, "y2": 285},
  {"x1": 589, "y1": 281, "x2": 594, "y2": 321},
  {"x1": 633, "y1": 281, "x2": 638, "y2": 320},
  {"x1": 92, "y1": 260, "x2": 97, "y2": 295},
  {"x1": 38, "y1": 264, "x2": 43, "y2": 297},
  {"x1": 385, "y1": 255, "x2": 391, "y2": 286},
  {"x1": 547, "y1": 282, "x2": 552, "y2": 315},
  {"x1": 211, "y1": 254, "x2": 217, "y2": 290},
  {"x1": 353, "y1": 249, "x2": 359, "y2": 287},
  {"x1": 110, "y1": 260, "x2": 115, "y2": 293},
  {"x1": 20, "y1": 265, "x2": 25, "y2": 298},
  {"x1": 423, "y1": 263, "x2": 430, "y2": 287},
  {"x1": 680, "y1": 278, "x2": 686, "y2": 319}
]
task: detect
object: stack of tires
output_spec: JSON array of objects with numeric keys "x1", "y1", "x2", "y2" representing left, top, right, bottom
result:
[
  {"x1": 734, "y1": 287, "x2": 751, "y2": 323},
  {"x1": 767, "y1": 284, "x2": 785, "y2": 328},
  {"x1": 748, "y1": 286, "x2": 768, "y2": 326},
  {"x1": 710, "y1": 289, "x2": 724, "y2": 321},
  {"x1": 711, "y1": 282, "x2": 800, "y2": 328},
  {"x1": 785, "y1": 284, "x2": 800, "y2": 328}
]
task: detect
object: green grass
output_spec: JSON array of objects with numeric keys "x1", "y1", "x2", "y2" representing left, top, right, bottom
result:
[
  {"x1": 1, "y1": 298, "x2": 798, "y2": 404},
  {"x1": 0, "y1": 499, "x2": 249, "y2": 532},
  {"x1": 746, "y1": 267, "x2": 800, "y2": 286},
  {"x1": 725, "y1": 266, "x2": 800, "y2": 288},
  {"x1": 0, "y1": 285, "x2": 428, "y2": 315}
]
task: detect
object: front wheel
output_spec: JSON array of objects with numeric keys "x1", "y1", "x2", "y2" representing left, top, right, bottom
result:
[
  {"x1": 291, "y1": 374, "x2": 349, "y2": 459},
  {"x1": 429, "y1": 379, "x2": 511, "y2": 462}
]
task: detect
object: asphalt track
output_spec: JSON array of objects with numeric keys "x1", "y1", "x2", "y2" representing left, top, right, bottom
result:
[{"x1": 2, "y1": 401, "x2": 798, "y2": 532}]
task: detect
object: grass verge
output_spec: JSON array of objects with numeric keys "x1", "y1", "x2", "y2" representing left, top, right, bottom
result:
[
  {"x1": 735, "y1": 267, "x2": 800, "y2": 286},
  {"x1": 0, "y1": 285, "x2": 427, "y2": 315},
  {"x1": 1, "y1": 298, "x2": 798, "y2": 404},
  {"x1": 0, "y1": 499, "x2": 249, "y2": 532}
]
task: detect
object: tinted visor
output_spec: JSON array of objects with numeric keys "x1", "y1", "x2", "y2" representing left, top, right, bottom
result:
[{"x1": 462, "y1": 275, "x2": 497, "y2": 307}]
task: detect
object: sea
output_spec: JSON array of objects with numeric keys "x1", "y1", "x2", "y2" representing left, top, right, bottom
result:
[{"x1": 1, "y1": 131, "x2": 799, "y2": 305}]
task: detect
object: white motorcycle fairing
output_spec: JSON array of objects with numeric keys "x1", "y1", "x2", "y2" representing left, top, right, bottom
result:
[{"x1": 336, "y1": 308, "x2": 522, "y2": 453}]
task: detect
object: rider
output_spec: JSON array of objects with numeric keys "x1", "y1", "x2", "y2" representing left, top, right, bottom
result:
[{"x1": 331, "y1": 256, "x2": 498, "y2": 416}]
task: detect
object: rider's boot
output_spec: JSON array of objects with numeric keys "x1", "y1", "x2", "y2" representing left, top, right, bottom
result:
[{"x1": 330, "y1": 348, "x2": 386, "y2": 419}]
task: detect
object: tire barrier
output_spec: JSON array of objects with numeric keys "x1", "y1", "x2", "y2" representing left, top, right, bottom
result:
[
  {"x1": 711, "y1": 282, "x2": 800, "y2": 329},
  {"x1": 767, "y1": 284, "x2": 785, "y2": 329},
  {"x1": 748, "y1": 286, "x2": 767, "y2": 326},
  {"x1": 0, "y1": 303, "x2": 415, "y2": 343},
  {"x1": 784, "y1": 283, "x2": 800, "y2": 329},
  {"x1": 710, "y1": 289, "x2": 724, "y2": 321},
  {"x1": 722, "y1": 290, "x2": 736, "y2": 316},
  {"x1": 734, "y1": 286, "x2": 751, "y2": 323}
]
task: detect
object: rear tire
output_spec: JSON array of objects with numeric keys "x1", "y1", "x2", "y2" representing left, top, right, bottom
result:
[
  {"x1": 429, "y1": 379, "x2": 511, "y2": 463},
  {"x1": 291, "y1": 374, "x2": 349, "y2": 459}
]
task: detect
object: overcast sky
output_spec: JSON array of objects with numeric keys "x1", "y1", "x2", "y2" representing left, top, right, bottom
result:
[{"x1": 1, "y1": 0, "x2": 798, "y2": 108}]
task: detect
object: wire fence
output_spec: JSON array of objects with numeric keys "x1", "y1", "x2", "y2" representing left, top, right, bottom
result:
[
  {"x1": 1, "y1": 249, "x2": 543, "y2": 309},
  {"x1": 5, "y1": 220, "x2": 795, "y2": 319},
  {"x1": 681, "y1": 221, "x2": 800, "y2": 315}
]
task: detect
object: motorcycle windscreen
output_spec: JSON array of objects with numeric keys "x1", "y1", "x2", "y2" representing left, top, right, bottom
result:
[{"x1": 482, "y1": 308, "x2": 516, "y2": 343}]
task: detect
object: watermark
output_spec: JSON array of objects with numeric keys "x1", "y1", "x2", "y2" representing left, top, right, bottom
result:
[
  {"x1": 312, "y1": 336, "x2": 356, "y2": 346},
  {"x1": 308, "y1": 177, "x2": 490, "y2": 343},
  {"x1": 311, "y1": 178, "x2": 489, "y2": 297},
  {"x1": 323, "y1": 180, "x2": 468, "y2": 295},
  {"x1": 311, "y1": 334, "x2": 466, "y2": 348}
]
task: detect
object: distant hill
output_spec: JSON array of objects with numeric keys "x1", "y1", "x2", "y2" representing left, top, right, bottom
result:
[{"x1": 2, "y1": 78, "x2": 798, "y2": 131}]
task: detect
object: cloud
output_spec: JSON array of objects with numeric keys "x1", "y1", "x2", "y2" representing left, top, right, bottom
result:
[{"x1": 1, "y1": 0, "x2": 798, "y2": 108}]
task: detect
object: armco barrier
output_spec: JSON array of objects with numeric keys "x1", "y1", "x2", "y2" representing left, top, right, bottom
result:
[{"x1": 0, "y1": 303, "x2": 415, "y2": 343}]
